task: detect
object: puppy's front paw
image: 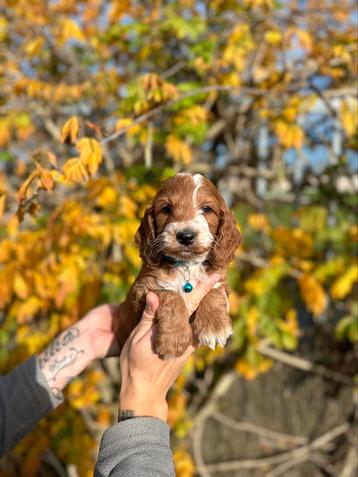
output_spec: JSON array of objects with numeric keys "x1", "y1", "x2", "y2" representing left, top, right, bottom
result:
[
  {"x1": 155, "y1": 326, "x2": 193, "y2": 359},
  {"x1": 191, "y1": 288, "x2": 233, "y2": 350},
  {"x1": 193, "y1": 321, "x2": 233, "y2": 350}
]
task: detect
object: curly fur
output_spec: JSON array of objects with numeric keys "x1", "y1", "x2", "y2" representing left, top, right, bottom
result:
[{"x1": 114, "y1": 173, "x2": 241, "y2": 358}]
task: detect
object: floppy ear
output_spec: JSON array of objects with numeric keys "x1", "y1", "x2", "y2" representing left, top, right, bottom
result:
[
  {"x1": 209, "y1": 202, "x2": 241, "y2": 269},
  {"x1": 135, "y1": 206, "x2": 159, "y2": 265}
]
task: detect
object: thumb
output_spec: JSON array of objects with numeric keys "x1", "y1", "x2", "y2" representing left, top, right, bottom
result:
[
  {"x1": 139, "y1": 292, "x2": 160, "y2": 329},
  {"x1": 186, "y1": 273, "x2": 220, "y2": 315}
]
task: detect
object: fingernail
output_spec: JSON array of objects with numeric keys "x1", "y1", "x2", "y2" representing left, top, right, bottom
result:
[{"x1": 145, "y1": 296, "x2": 153, "y2": 313}]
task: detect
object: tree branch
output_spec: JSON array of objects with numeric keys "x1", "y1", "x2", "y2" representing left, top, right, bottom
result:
[
  {"x1": 209, "y1": 411, "x2": 307, "y2": 446},
  {"x1": 257, "y1": 341, "x2": 353, "y2": 386},
  {"x1": 196, "y1": 422, "x2": 349, "y2": 473},
  {"x1": 101, "y1": 85, "x2": 264, "y2": 146}
]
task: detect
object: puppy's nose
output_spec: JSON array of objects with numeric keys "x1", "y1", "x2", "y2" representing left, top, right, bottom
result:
[{"x1": 176, "y1": 229, "x2": 196, "y2": 246}]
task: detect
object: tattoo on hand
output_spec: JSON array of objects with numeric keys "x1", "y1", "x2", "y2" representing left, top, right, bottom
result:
[
  {"x1": 48, "y1": 347, "x2": 85, "y2": 382},
  {"x1": 118, "y1": 410, "x2": 137, "y2": 422},
  {"x1": 38, "y1": 327, "x2": 80, "y2": 369}
]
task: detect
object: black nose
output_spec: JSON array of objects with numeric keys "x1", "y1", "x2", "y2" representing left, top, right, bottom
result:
[{"x1": 176, "y1": 229, "x2": 196, "y2": 246}]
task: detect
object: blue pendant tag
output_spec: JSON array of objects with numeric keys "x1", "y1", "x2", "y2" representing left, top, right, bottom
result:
[{"x1": 183, "y1": 282, "x2": 193, "y2": 293}]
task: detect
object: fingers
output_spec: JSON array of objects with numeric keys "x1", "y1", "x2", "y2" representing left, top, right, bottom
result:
[{"x1": 186, "y1": 273, "x2": 220, "y2": 314}]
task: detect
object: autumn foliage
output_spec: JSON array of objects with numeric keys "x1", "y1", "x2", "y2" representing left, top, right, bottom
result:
[{"x1": 0, "y1": 0, "x2": 357, "y2": 476}]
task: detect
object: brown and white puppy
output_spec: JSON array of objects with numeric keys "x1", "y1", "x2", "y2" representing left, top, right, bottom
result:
[{"x1": 114, "y1": 173, "x2": 241, "y2": 359}]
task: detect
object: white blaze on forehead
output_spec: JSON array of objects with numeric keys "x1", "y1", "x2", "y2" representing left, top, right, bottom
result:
[{"x1": 192, "y1": 173, "x2": 203, "y2": 207}]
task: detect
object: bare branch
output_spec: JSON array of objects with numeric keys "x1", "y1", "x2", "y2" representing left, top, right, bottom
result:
[
  {"x1": 340, "y1": 444, "x2": 357, "y2": 477},
  {"x1": 210, "y1": 411, "x2": 307, "y2": 446},
  {"x1": 196, "y1": 422, "x2": 349, "y2": 473},
  {"x1": 257, "y1": 341, "x2": 353, "y2": 386}
]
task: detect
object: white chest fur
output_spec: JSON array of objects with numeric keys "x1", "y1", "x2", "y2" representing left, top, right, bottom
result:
[{"x1": 156, "y1": 263, "x2": 208, "y2": 296}]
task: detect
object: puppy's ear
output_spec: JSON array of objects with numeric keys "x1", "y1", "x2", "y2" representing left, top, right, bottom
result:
[
  {"x1": 209, "y1": 202, "x2": 241, "y2": 269},
  {"x1": 135, "y1": 206, "x2": 159, "y2": 265}
]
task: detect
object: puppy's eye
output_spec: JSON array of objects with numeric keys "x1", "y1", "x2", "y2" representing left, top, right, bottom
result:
[
  {"x1": 161, "y1": 205, "x2": 172, "y2": 214},
  {"x1": 202, "y1": 205, "x2": 213, "y2": 214}
]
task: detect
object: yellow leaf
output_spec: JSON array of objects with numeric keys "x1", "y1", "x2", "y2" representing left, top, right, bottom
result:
[
  {"x1": 341, "y1": 99, "x2": 358, "y2": 137},
  {"x1": 166, "y1": 135, "x2": 192, "y2": 164},
  {"x1": 273, "y1": 227, "x2": 313, "y2": 258},
  {"x1": 40, "y1": 169, "x2": 54, "y2": 191},
  {"x1": 298, "y1": 274, "x2": 327, "y2": 316},
  {"x1": 60, "y1": 18, "x2": 85, "y2": 44},
  {"x1": 97, "y1": 185, "x2": 118, "y2": 209},
  {"x1": 0, "y1": 118, "x2": 11, "y2": 146},
  {"x1": 295, "y1": 29, "x2": 312, "y2": 51},
  {"x1": 47, "y1": 151, "x2": 58, "y2": 168},
  {"x1": 235, "y1": 358, "x2": 257, "y2": 380},
  {"x1": 7, "y1": 215, "x2": 19, "y2": 236},
  {"x1": 25, "y1": 37, "x2": 44, "y2": 56},
  {"x1": 286, "y1": 28, "x2": 312, "y2": 51},
  {"x1": 76, "y1": 138, "x2": 102, "y2": 175},
  {"x1": 247, "y1": 307, "x2": 258, "y2": 335},
  {"x1": 0, "y1": 16, "x2": 8, "y2": 42},
  {"x1": 168, "y1": 394, "x2": 187, "y2": 427},
  {"x1": 14, "y1": 273, "x2": 30, "y2": 299},
  {"x1": 265, "y1": 30, "x2": 282, "y2": 44},
  {"x1": 115, "y1": 118, "x2": 133, "y2": 131},
  {"x1": 247, "y1": 213, "x2": 269, "y2": 232},
  {"x1": 61, "y1": 116, "x2": 79, "y2": 144},
  {"x1": 63, "y1": 157, "x2": 88, "y2": 183},
  {"x1": 229, "y1": 291, "x2": 240, "y2": 315},
  {"x1": 273, "y1": 120, "x2": 304, "y2": 149},
  {"x1": 331, "y1": 265, "x2": 357, "y2": 300},
  {"x1": 96, "y1": 407, "x2": 112, "y2": 427},
  {"x1": 109, "y1": 0, "x2": 131, "y2": 23},
  {"x1": 16, "y1": 168, "x2": 41, "y2": 204},
  {"x1": 0, "y1": 191, "x2": 5, "y2": 218},
  {"x1": 173, "y1": 449, "x2": 195, "y2": 477},
  {"x1": 119, "y1": 195, "x2": 137, "y2": 218},
  {"x1": 174, "y1": 106, "x2": 207, "y2": 126}
]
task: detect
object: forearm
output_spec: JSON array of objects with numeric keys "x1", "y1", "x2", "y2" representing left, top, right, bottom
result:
[
  {"x1": 0, "y1": 321, "x2": 93, "y2": 457},
  {"x1": 37, "y1": 323, "x2": 95, "y2": 392}
]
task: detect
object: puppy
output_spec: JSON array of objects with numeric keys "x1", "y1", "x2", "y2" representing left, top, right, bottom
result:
[{"x1": 115, "y1": 173, "x2": 241, "y2": 359}]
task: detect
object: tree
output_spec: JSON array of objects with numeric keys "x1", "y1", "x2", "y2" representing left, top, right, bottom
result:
[{"x1": 0, "y1": 1, "x2": 356, "y2": 475}]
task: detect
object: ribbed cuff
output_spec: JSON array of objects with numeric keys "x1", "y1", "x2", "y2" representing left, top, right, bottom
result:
[{"x1": 101, "y1": 417, "x2": 170, "y2": 451}]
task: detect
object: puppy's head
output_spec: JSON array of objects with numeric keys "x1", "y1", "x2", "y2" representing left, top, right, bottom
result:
[{"x1": 135, "y1": 173, "x2": 241, "y2": 268}]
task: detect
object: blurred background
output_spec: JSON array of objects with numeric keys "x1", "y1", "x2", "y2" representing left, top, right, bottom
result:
[{"x1": 0, "y1": 1, "x2": 357, "y2": 476}]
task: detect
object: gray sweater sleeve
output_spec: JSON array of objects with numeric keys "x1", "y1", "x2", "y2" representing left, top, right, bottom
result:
[
  {"x1": 0, "y1": 355, "x2": 64, "y2": 457},
  {"x1": 94, "y1": 418, "x2": 175, "y2": 477},
  {"x1": 1, "y1": 357, "x2": 175, "y2": 476}
]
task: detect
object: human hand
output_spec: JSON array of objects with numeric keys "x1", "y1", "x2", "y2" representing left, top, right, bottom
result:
[
  {"x1": 37, "y1": 304, "x2": 120, "y2": 393},
  {"x1": 118, "y1": 274, "x2": 220, "y2": 422}
]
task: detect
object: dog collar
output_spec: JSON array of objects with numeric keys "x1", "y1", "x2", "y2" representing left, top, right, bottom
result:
[
  {"x1": 163, "y1": 255, "x2": 187, "y2": 267},
  {"x1": 163, "y1": 256, "x2": 193, "y2": 293}
]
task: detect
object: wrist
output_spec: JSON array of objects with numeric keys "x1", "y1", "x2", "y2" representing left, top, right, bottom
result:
[{"x1": 119, "y1": 389, "x2": 168, "y2": 422}]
